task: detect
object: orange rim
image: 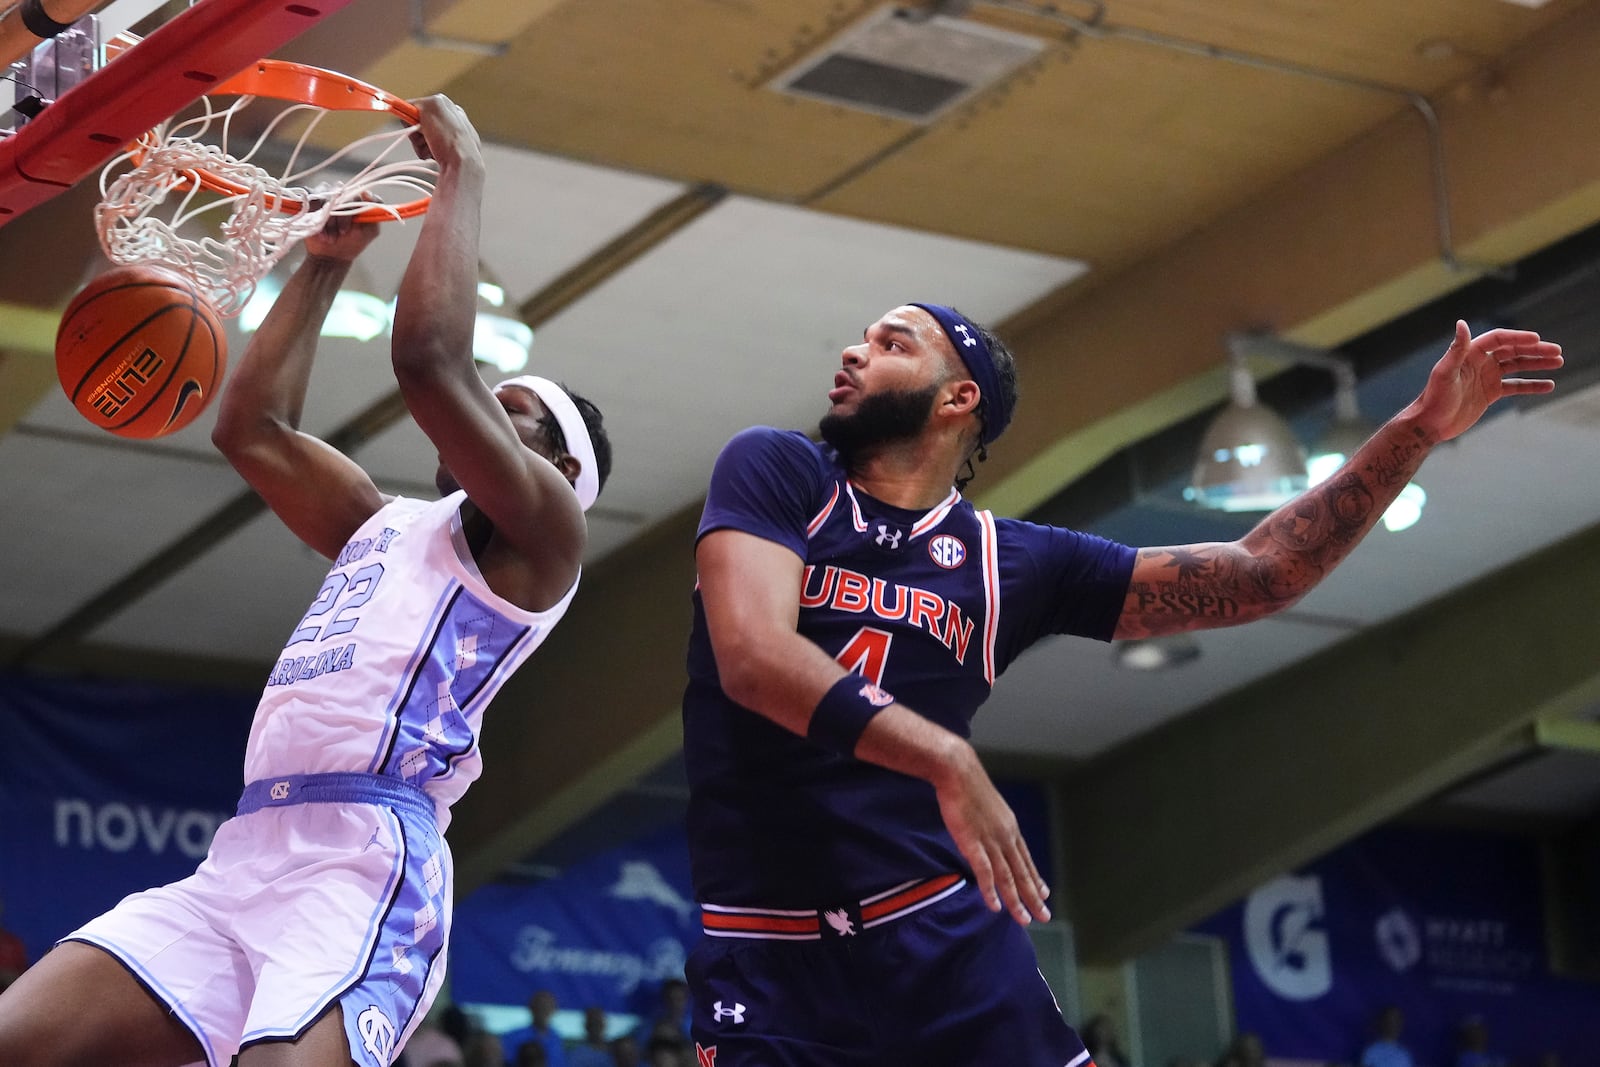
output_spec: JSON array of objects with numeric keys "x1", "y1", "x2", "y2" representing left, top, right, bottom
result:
[{"x1": 133, "y1": 55, "x2": 429, "y2": 223}]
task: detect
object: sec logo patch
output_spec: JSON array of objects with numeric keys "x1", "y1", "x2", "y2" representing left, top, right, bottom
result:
[{"x1": 928, "y1": 534, "x2": 967, "y2": 569}]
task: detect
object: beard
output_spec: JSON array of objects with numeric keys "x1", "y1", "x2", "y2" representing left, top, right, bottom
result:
[{"x1": 819, "y1": 382, "x2": 940, "y2": 465}]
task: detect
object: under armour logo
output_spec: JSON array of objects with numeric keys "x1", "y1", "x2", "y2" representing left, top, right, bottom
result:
[
  {"x1": 269, "y1": 781, "x2": 291, "y2": 801},
  {"x1": 712, "y1": 1001, "x2": 746, "y2": 1024},
  {"x1": 823, "y1": 908, "x2": 856, "y2": 936},
  {"x1": 953, "y1": 323, "x2": 978, "y2": 348},
  {"x1": 357, "y1": 1005, "x2": 397, "y2": 1060},
  {"x1": 696, "y1": 1044, "x2": 719, "y2": 1067},
  {"x1": 874, "y1": 524, "x2": 902, "y2": 549}
]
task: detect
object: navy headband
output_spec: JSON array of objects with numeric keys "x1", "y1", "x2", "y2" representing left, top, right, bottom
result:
[{"x1": 909, "y1": 303, "x2": 1011, "y2": 444}]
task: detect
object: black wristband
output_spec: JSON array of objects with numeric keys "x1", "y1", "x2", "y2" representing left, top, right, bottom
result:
[
  {"x1": 807, "y1": 673, "x2": 895, "y2": 755},
  {"x1": 20, "y1": 0, "x2": 74, "y2": 39}
]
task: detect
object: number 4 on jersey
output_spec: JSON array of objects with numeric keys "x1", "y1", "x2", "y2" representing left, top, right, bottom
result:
[{"x1": 835, "y1": 626, "x2": 893, "y2": 687}]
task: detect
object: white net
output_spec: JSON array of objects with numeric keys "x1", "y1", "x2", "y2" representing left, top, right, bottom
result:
[{"x1": 96, "y1": 89, "x2": 437, "y2": 317}]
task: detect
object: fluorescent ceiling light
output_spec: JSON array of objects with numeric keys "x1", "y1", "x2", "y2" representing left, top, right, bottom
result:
[
  {"x1": 1115, "y1": 633, "x2": 1201, "y2": 671},
  {"x1": 239, "y1": 270, "x2": 534, "y2": 372},
  {"x1": 1382, "y1": 483, "x2": 1428, "y2": 533}
]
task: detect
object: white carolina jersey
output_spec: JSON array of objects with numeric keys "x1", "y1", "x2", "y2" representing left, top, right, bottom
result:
[{"x1": 242, "y1": 492, "x2": 575, "y2": 830}]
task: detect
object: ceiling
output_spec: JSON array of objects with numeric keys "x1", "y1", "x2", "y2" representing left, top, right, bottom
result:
[{"x1": 3, "y1": 0, "x2": 1600, "y2": 960}]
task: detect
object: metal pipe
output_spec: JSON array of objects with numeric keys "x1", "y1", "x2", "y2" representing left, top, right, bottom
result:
[{"x1": 978, "y1": 0, "x2": 1511, "y2": 279}]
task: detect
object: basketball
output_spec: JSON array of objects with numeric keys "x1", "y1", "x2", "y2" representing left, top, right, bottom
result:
[{"x1": 55, "y1": 263, "x2": 227, "y2": 439}]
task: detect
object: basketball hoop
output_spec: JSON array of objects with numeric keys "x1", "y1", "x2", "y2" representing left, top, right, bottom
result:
[{"x1": 94, "y1": 45, "x2": 436, "y2": 318}]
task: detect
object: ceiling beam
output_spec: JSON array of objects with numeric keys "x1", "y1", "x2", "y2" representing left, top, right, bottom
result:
[
  {"x1": 1058, "y1": 520, "x2": 1600, "y2": 965},
  {"x1": 1535, "y1": 716, "x2": 1600, "y2": 757}
]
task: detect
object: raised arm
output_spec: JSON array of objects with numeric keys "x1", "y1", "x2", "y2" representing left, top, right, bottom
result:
[
  {"x1": 1116, "y1": 321, "x2": 1561, "y2": 639},
  {"x1": 697, "y1": 528, "x2": 1051, "y2": 926},
  {"x1": 211, "y1": 216, "x2": 386, "y2": 559},
  {"x1": 388, "y1": 95, "x2": 584, "y2": 579}
]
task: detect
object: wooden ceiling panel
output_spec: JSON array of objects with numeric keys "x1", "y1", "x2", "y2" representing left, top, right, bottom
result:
[
  {"x1": 445, "y1": 0, "x2": 922, "y2": 200},
  {"x1": 810, "y1": 39, "x2": 1399, "y2": 267}
]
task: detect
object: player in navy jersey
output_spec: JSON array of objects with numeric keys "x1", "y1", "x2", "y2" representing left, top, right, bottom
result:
[
  {"x1": 683, "y1": 302, "x2": 1560, "y2": 1066},
  {"x1": 0, "y1": 98, "x2": 611, "y2": 1067}
]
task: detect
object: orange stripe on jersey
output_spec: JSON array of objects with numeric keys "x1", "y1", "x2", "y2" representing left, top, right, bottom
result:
[
  {"x1": 860, "y1": 873, "x2": 963, "y2": 922},
  {"x1": 701, "y1": 912, "x2": 819, "y2": 934},
  {"x1": 806, "y1": 483, "x2": 841, "y2": 539},
  {"x1": 978, "y1": 510, "x2": 1000, "y2": 685},
  {"x1": 909, "y1": 489, "x2": 960, "y2": 539}
]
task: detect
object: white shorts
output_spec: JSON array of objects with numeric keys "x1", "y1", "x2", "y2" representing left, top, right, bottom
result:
[{"x1": 69, "y1": 773, "x2": 452, "y2": 1067}]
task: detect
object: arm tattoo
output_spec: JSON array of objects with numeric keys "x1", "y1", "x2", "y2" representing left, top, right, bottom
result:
[
  {"x1": 1123, "y1": 545, "x2": 1255, "y2": 635},
  {"x1": 1256, "y1": 423, "x2": 1430, "y2": 597},
  {"x1": 1121, "y1": 424, "x2": 1432, "y2": 635}
]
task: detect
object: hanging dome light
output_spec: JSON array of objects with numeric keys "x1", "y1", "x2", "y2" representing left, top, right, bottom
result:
[{"x1": 1185, "y1": 355, "x2": 1308, "y2": 512}]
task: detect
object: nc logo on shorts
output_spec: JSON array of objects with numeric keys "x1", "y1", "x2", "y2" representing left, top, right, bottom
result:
[
  {"x1": 270, "y1": 780, "x2": 291, "y2": 800},
  {"x1": 357, "y1": 1004, "x2": 397, "y2": 1061},
  {"x1": 712, "y1": 1000, "x2": 745, "y2": 1024}
]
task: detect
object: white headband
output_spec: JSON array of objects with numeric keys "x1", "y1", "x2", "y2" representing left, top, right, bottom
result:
[{"x1": 497, "y1": 375, "x2": 600, "y2": 512}]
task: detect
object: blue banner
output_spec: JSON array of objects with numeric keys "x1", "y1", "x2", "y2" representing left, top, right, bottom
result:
[
  {"x1": 0, "y1": 673, "x2": 255, "y2": 965},
  {"x1": 451, "y1": 822, "x2": 699, "y2": 1017},
  {"x1": 1194, "y1": 824, "x2": 1600, "y2": 1064}
]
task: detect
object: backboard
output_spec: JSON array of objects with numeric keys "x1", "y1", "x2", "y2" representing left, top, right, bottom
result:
[{"x1": 0, "y1": 0, "x2": 358, "y2": 226}]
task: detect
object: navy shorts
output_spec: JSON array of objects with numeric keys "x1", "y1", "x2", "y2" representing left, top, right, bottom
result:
[{"x1": 688, "y1": 877, "x2": 1092, "y2": 1067}]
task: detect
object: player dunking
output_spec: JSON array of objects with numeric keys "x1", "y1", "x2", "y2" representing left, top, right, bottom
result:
[
  {"x1": 683, "y1": 303, "x2": 1559, "y2": 1065},
  {"x1": 0, "y1": 97, "x2": 611, "y2": 1067}
]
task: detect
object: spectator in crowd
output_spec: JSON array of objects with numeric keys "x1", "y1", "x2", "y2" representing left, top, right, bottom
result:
[
  {"x1": 609, "y1": 1033, "x2": 641, "y2": 1067},
  {"x1": 1359, "y1": 1005, "x2": 1414, "y2": 1067},
  {"x1": 463, "y1": 1027, "x2": 509, "y2": 1067},
  {"x1": 567, "y1": 1006, "x2": 615, "y2": 1067},
  {"x1": 644, "y1": 1029, "x2": 689, "y2": 1067},
  {"x1": 515, "y1": 1039, "x2": 549, "y2": 1067},
  {"x1": 634, "y1": 977, "x2": 691, "y2": 1046},
  {"x1": 501, "y1": 989, "x2": 567, "y2": 1067},
  {"x1": 398, "y1": 1007, "x2": 466, "y2": 1067},
  {"x1": 1082, "y1": 1013, "x2": 1130, "y2": 1067},
  {"x1": 0, "y1": 895, "x2": 25, "y2": 992},
  {"x1": 1453, "y1": 1016, "x2": 1505, "y2": 1067}
]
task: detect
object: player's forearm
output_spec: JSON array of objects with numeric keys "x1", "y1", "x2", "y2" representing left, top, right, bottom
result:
[
  {"x1": 717, "y1": 629, "x2": 969, "y2": 783},
  {"x1": 1239, "y1": 407, "x2": 1437, "y2": 606},
  {"x1": 715, "y1": 629, "x2": 854, "y2": 737},
  {"x1": 390, "y1": 159, "x2": 484, "y2": 381},
  {"x1": 853, "y1": 702, "x2": 975, "y2": 787},
  {"x1": 1118, "y1": 409, "x2": 1442, "y2": 638},
  {"x1": 214, "y1": 255, "x2": 347, "y2": 442}
]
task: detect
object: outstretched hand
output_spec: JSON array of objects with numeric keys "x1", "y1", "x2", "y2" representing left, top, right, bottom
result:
[
  {"x1": 304, "y1": 212, "x2": 380, "y2": 263},
  {"x1": 407, "y1": 94, "x2": 483, "y2": 172},
  {"x1": 933, "y1": 743, "x2": 1052, "y2": 927},
  {"x1": 1409, "y1": 321, "x2": 1562, "y2": 442}
]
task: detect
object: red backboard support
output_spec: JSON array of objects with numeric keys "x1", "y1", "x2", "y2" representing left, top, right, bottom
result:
[{"x1": 0, "y1": 0, "x2": 358, "y2": 226}]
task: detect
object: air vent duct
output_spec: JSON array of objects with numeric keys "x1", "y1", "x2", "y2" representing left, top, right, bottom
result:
[{"x1": 770, "y1": 5, "x2": 1045, "y2": 123}]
